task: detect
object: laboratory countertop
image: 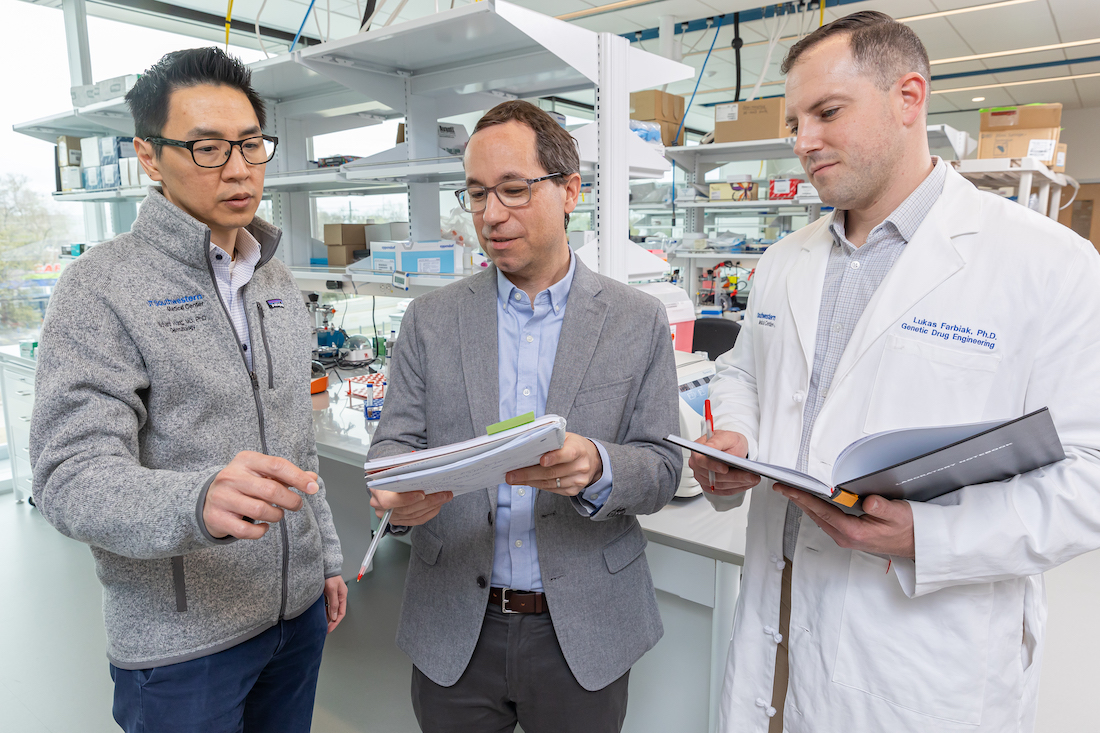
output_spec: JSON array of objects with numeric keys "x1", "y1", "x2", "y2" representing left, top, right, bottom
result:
[
  {"x1": 0, "y1": 345, "x2": 36, "y2": 370},
  {"x1": 312, "y1": 368, "x2": 750, "y2": 566}
]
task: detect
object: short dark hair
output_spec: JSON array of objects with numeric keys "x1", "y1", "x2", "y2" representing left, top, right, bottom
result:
[
  {"x1": 472, "y1": 100, "x2": 580, "y2": 182},
  {"x1": 471, "y1": 101, "x2": 580, "y2": 227},
  {"x1": 125, "y1": 47, "x2": 266, "y2": 154},
  {"x1": 781, "y1": 11, "x2": 930, "y2": 97}
]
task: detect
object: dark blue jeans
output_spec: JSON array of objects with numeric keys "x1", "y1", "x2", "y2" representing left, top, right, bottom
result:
[{"x1": 110, "y1": 595, "x2": 327, "y2": 733}]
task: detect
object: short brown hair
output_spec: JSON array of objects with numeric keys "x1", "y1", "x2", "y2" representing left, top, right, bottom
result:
[
  {"x1": 472, "y1": 100, "x2": 580, "y2": 181},
  {"x1": 781, "y1": 11, "x2": 930, "y2": 97}
]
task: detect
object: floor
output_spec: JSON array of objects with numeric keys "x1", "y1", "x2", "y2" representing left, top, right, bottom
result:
[{"x1": 2, "y1": 493, "x2": 1099, "y2": 733}]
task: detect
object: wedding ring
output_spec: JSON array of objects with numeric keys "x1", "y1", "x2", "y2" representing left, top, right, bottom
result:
[{"x1": 555, "y1": 478, "x2": 561, "y2": 489}]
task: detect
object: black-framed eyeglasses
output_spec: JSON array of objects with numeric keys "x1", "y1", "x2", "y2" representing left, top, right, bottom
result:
[
  {"x1": 454, "y1": 173, "x2": 565, "y2": 213},
  {"x1": 143, "y1": 135, "x2": 279, "y2": 168}
]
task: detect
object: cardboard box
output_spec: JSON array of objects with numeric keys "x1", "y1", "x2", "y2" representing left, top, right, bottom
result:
[
  {"x1": 1053, "y1": 143, "x2": 1067, "y2": 173},
  {"x1": 100, "y1": 163, "x2": 120, "y2": 189},
  {"x1": 370, "y1": 241, "x2": 399, "y2": 272},
  {"x1": 630, "y1": 90, "x2": 685, "y2": 124},
  {"x1": 70, "y1": 84, "x2": 99, "y2": 108},
  {"x1": 60, "y1": 166, "x2": 83, "y2": 192},
  {"x1": 364, "y1": 223, "x2": 394, "y2": 245},
  {"x1": 768, "y1": 178, "x2": 804, "y2": 200},
  {"x1": 324, "y1": 223, "x2": 367, "y2": 246},
  {"x1": 978, "y1": 103, "x2": 1062, "y2": 166},
  {"x1": 99, "y1": 136, "x2": 133, "y2": 166},
  {"x1": 978, "y1": 129, "x2": 1061, "y2": 166},
  {"x1": 396, "y1": 123, "x2": 470, "y2": 155},
  {"x1": 57, "y1": 136, "x2": 82, "y2": 167},
  {"x1": 326, "y1": 244, "x2": 367, "y2": 266},
  {"x1": 714, "y1": 98, "x2": 790, "y2": 143},
  {"x1": 97, "y1": 74, "x2": 139, "y2": 102},
  {"x1": 80, "y1": 136, "x2": 101, "y2": 168},
  {"x1": 709, "y1": 181, "x2": 756, "y2": 201},
  {"x1": 82, "y1": 166, "x2": 102, "y2": 191},
  {"x1": 980, "y1": 103, "x2": 1062, "y2": 131},
  {"x1": 656, "y1": 120, "x2": 685, "y2": 147},
  {"x1": 127, "y1": 158, "x2": 144, "y2": 187}
]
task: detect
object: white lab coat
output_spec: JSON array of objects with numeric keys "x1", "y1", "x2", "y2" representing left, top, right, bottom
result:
[{"x1": 708, "y1": 163, "x2": 1100, "y2": 733}]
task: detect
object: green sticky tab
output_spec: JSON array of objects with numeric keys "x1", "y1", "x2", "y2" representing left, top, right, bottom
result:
[{"x1": 486, "y1": 412, "x2": 536, "y2": 435}]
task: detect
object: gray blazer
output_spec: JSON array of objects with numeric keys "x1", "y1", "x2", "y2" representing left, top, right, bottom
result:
[{"x1": 368, "y1": 258, "x2": 682, "y2": 691}]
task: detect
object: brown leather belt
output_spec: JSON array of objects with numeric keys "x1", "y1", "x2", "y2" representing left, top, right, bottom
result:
[{"x1": 489, "y1": 587, "x2": 547, "y2": 614}]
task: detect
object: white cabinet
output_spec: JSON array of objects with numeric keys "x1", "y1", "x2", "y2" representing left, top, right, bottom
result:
[{"x1": 1, "y1": 355, "x2": 36, "y2": 503}]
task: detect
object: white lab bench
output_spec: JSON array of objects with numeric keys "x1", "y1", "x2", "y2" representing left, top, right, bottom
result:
[{"x1": 312, "y1": 370, "x2": 749, "y2": 733}]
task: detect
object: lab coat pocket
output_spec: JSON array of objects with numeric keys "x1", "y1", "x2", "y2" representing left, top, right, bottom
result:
[
  {"x1": 864, "y1": 335, "x2": 1001, "y2": 435},
  {"x1": 831, "y1": 551, "x2": 993, "y2": 725}
]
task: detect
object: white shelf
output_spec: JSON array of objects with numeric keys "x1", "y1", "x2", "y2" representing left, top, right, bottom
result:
[
  {"x1": 666, "y1": 138, "x2": 797, "y2": 173},
  {"x1": 951, "y1": 157, "x2": 1067, "y2": 187},
  {"x1": 15, "y1": 98, "x2": 134, "y2": 143},
  {"x1": 51, "y1": 186, "x2": 147, "y2": 202},
  {"x1": 673, "y1": 199, "x2": 813, "y2": 210},
  {"x1": 665, "y1": 125, "x2": 976, "y2": 177},
  {"x1": 670, "y1": 250, "x2": 765, "y2": 260}
]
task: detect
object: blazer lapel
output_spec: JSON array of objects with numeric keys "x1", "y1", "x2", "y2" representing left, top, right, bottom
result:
[
  {"x1": 829, "y1": 167, "x2": 980, "y2": 391},
  {"x1": 786, "y1": 214, "x2": 835, "y2": 374},
  {"x1": 545, "y1": 259, "x2": 608, "y2": 419},
  {"x1": 458, "y1": 269, "x2": 502, "y2": 511}
]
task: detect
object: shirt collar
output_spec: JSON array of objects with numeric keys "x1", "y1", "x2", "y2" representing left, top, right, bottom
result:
[
  {"x1": 496, "y1": 250, "x2": 577, "y2": 313},
  {"x1": 831, "y1": 156, "x2": 947, "y2": 249},
  {"x1": 209, "y1": 228, "x2": 262, "y2": 269}
]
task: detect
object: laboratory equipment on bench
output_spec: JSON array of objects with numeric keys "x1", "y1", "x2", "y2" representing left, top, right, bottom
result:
[
  {"x1": 674, "y1": 350, "x2": 717, "y2": 498},
  {"x1": 310, "y1": 360, "x2": 328, "y2": 395},
  {"x1": 306, "y1": 292, "x2": 343, "y2": 359}
]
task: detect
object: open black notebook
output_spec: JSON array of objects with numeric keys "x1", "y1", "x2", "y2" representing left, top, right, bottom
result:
[{"x1": 668, "y1": 408, "x2": 1065, "y2": 513}]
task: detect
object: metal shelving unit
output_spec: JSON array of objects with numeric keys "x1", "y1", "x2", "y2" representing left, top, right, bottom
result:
[
  {"x1": 952, "y1": 157, "x2": 1078, "y2": 220},
  {"x1": 17, "y1": 0, "x2": 693, "y2": 293}
]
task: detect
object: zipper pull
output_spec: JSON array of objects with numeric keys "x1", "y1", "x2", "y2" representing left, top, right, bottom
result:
[{"x1": 250, "y1": 372, "x2": 260, "y2": 390}]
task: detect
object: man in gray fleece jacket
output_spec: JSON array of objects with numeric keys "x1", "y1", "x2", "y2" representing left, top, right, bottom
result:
[{"x1": 30, "y1": 47, "x2": 344, "y2": 732}]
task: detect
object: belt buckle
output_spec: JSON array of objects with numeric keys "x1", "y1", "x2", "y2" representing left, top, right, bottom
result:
[{"x1": 500, "y1": 588, "x2": 518, "y2": 614}]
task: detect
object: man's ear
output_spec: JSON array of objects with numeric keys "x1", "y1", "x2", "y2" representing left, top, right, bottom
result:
[
  {"x1": 896, "y1": 71, "x2": 928, "y2": 128},
  {"x1": 134, "y1": 137, "x2": 164, "y2": 182},
  {"x1": 563, "y1": 172, "x2": 582, "y2": 214}
]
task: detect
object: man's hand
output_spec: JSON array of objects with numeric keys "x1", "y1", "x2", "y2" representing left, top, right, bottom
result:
[
  {"x1": 687, "y1": 430, "x2": 761, "y2": 497},
  {"x1": 323, "y1": 576, "x2": 347, "y2": 633},
  {"x1": 776, "y1": 485, "x2": 915, "y2": 559},
  {"x1": 370, "y1": 488, "x2": 454, "y2": 526},
  {"x1": 202, "y1": 451, "x2": 319, "y2": 540},
  {"x1": 505, "y1": 433, "x2": 602, "y2": 497}
]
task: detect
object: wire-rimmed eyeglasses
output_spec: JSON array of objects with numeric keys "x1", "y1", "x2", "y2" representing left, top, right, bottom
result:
[
  {"x1": 143, "y1": 135, "x2": 279, "y2": 169},
  {"x1": 454, "y1": 173, "x2": 565, "y2": 213}
]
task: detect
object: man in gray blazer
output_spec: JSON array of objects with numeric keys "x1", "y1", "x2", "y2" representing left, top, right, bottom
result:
[{"x1": 367, "y1": 100, "x2": 681, "y2": 733}]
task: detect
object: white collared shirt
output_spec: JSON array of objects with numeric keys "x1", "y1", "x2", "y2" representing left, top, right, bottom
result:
[{"x1": 208, "y1": 228, "x2": 262, "y2": 371}]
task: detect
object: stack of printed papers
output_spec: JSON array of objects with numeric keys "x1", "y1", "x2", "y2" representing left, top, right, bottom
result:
[{"x1": 365, "y1": 415, "x2": 567, "y2": 496}]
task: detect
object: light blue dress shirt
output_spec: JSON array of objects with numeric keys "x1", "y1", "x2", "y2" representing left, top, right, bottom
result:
[{"x1": 491, "y1": 252, "x2": 614, "y2": 592}]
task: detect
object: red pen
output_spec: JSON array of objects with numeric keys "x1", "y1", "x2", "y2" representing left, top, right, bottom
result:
[{"x1": 704, "y1": 399, "x2": 716, "y2": 489}]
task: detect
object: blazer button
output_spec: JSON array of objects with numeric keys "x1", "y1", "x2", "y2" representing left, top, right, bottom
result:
[{"x1": 476, "y1": 576, "x2": 487, "y2": 589}]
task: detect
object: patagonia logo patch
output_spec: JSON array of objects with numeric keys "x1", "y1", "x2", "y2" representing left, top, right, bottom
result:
[{"x1": 266, "y1": 299, "x2": 284, "y2": 309}]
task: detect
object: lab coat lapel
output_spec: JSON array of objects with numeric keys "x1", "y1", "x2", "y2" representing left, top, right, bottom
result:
[
  {"x1": 545, "y1": 259, "x2": 608, "y2": 419},
  {"x1": 458, "y1": 269, "x2": 501, "y2": 510},
  {"x1": 786, "y1": 213, "x2": 836, "y2": 374},
  {"x1": 829, "y1": 167, "x2": 980, "y2": 391}
]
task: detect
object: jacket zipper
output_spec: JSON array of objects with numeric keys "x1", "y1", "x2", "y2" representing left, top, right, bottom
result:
[
  {"x1": 255, "y1": 303, "x2": 275, "y2": 389},
  {"x1": 205, "y1": 244, "x2": 290, "y2": 620}
]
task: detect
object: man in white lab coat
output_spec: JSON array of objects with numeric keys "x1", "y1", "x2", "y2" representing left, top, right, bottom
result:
[{"x1": 690, "y1": 11, "x2": 1100, "y2": 733}]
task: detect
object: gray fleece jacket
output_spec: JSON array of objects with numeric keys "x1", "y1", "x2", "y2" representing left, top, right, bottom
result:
[{"x1": 30, "y1": 188, "x2": 342, "y2": 670}]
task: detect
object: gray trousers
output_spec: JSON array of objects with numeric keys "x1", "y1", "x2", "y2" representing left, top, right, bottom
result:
[{"x1": 411, "y1": 604, "x2": 630, "y2": 733}]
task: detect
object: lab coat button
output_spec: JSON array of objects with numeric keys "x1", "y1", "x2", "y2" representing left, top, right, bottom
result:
[
  {"x1": 793, "y1": 391, "x2": 805, "y2": 403},
  {"x1": 775, "y1": 559, "x2": 786, "y2": 570}
]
